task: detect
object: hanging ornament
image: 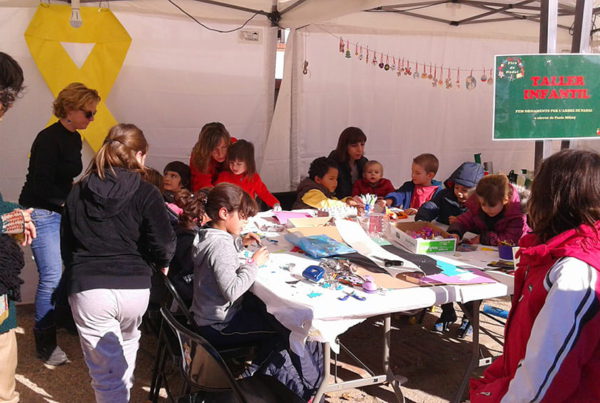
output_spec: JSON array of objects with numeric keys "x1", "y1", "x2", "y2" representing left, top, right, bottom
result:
[
  {"x1": 405, "y1": 60, "x2": 412, "y2": 76},
  {"x1": 466, "y1": 69, "x2": 477, "y2": 90},
  {"x1": 445, "y1": 67, "x2": 452, "y2": 89},
  {"x1": 378, "y1": 52, "x2": 385, "y2": 69},
  {"x1": 372, "y1": 51, "x2": 377, "y2": 66},
  {"x1": 359, "y1": 45, "x2": 363, "y2": 60},
  {"x1": 432, "y1": 65, "x2": 438, "y2": 87},
  {"x1": 345, "y1": 40, "x2": 351, "y2": 58},
  {"x1": 391, "y1": 56, "x2": 396, "y2": 71},
  {"x1": 354, "y1": 43, "x2": 358, "y2": 56},
  {"x1": 397, "y1": 58, "x2": 403, "y2": 77},
  {"x1": 384, "y1": 54, "x2": 390, "y2": 71},
  {"x1": 422, "y1": 64, "x2": 428, "y2": 79},
  {"x1": 302, "y1": 60, "x2": 309, "y2": 75},
  {"x1": 487, "y1": 68, "x2": 494, "y2": 85},
  {"x1": 480, "y1": 66, "x2": 488, "y2": 82},
  {"x1": 438, "y1": 65, "x2": 443, "y2": 86},
  {"x1": 366, "y1": 46, "x2": 369, "y2": 64},
  {"x1": 456, "y1": 68, "x2": 461, "y2": 88},
  {"x1": 339, "y1": 38, "x2": 345, "y2": 53},
  {"x1": 413, "y1": 62, "x2": 420, "y2": 79}
]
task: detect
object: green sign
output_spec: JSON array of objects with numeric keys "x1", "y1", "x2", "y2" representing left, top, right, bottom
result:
[{"x1": 493, "y1": 54, "x2": 600, "y2": 140}]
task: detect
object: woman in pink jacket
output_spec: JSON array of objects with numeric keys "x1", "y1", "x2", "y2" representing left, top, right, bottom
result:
[{"x1": 470, "y1": 149, "x2": 600, "y2": 402}]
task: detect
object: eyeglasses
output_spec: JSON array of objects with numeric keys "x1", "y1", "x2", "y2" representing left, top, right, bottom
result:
[{"x1": 81, "y1": 109, "x2": 97, "y2": 119}]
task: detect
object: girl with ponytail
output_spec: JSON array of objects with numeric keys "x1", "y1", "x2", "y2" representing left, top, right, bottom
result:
[{"x1": 61, "y1": 123, "x2": 176, "y2": 403}]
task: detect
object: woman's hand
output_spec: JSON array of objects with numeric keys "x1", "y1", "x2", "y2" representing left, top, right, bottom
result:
[
  {"x1": 252, "y1": 246, "x2": 269, "y2": 266},
  {"x1": 448, "y1": 215, "x2": 458, "y2": 225},
  {"x1": 22, "y1": 209, "x2": 36, "y2": 246},
  {"x1": 404, "y1": 208, "x2": 417, "y2": 215},
  {"x1": 242, "y1": 232, "x2": 261, "y2": 247}
]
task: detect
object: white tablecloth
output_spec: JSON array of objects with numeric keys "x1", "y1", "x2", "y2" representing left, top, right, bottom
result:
[{"x1": 247, "y1": 212, "x2": 512, "y2": 355}]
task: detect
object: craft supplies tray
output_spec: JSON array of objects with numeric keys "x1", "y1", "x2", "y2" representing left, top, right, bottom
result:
[{"x1": 388, "y1": 221, "x2": 456, "y2": 254}]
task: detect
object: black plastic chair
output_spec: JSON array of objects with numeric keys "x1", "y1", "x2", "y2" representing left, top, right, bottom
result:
[{"x1": 160, "y1": 307, "x2": 305, "y2": 403}]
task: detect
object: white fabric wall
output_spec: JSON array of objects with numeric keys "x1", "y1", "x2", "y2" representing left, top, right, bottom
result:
[
  {"x1": 279, "y1": 28, "x2": 557, "y2": 188},
  {"x1": 0, "y1": 6, "x2": 275, "y2": 303}
]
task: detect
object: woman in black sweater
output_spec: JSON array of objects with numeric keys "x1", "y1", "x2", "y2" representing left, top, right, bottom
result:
[
  {"x1": 328, "y1": 126, "x2": 368, "y2": 198},
  {"x1": 61, "y1": 123, "x2": 175, "y2": 402},
  {"x1": 19, "y1": 82, "x2": 100, "y2": 366}
]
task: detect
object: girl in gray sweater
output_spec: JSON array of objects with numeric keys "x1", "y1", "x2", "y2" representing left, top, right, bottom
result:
[{"x1": 190, "y1": 183, "x2": 323, "y2": 401}]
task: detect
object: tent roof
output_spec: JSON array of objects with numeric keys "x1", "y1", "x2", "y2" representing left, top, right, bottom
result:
[{"x1": 0, "y1": 0, "x2": 597, "y2": 43}]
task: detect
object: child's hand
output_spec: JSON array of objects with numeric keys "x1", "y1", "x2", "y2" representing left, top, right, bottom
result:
[
  {"x1": 404, "y1": 208, "x2": 417, "y2": 215},
  {"x1": 385, "y1": 199, "x2": 393, "y2": 207},
  {"x1": 448, "y1": 215, "x2": 458, "y2": 225},
  {"x1": 467, "y1": 235, "x2": 480, "y2": 245},
  {"x1": 450, "y1": 233, "x2": 460, "y2": 242},
  {"x1": 273, "y1": 203, "x2": 282, "y2": 212},
  {"x1": 242, "y1": 232, "x2": 261, "y2": 247},
  {"x1": 252, "y1": 246, "x2": 270, "y2": 266},
  {"x1": 376, "y1": 198, "x2": 386, "y2": 209}
]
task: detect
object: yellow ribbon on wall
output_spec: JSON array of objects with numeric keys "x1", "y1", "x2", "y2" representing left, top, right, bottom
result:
[{"x1": 25, "y1": 4, "x2": 131, "y2": 151}]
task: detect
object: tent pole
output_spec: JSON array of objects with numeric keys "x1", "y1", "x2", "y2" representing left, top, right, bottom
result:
[
  {"x1": 563, "y1": 0, "x2": 594, "y2": 150},
  {"x1": 534, "y1": 0, "x2": 557, "y2": 171}
]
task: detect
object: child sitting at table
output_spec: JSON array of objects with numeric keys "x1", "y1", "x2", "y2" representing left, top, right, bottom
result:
[
  {"x1": 351, "y1": 160, "x2": 395, "y2": 198},
  {"x1": 415, "y1": 162, "x2": 484, "y2": 225},
  {"x1": 191, "y1": 183, "x2": 323, "y2": 400},
  {"x1": 471, "y1": 149, "x2": 600, "y2": 403},
  {"x1": 216, "y1": 139, "x2": 280, "y2": 210},
  {"x1": 293, "y1": 156, "x2": 361, "y2": 210},
  {"x1": 382, "y1": 153, "x2": 442, "y2": 214},
  {"x1": 447, "y1": 174, "x2": 529, "y2": 246}
]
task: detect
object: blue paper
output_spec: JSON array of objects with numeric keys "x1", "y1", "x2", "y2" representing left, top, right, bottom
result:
[{"x1": 435, "y1": 260, "x2": 465, "y2": 277}]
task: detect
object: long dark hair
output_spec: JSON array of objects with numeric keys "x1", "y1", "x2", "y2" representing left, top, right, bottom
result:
[
  {"x1": 529, "y1": 149, "x2": 600, "y2": 242},
  {"x1": 190, "y1": 122, "x2": 230, "y2": 173},
  {"x1": 333, "y1": 127, "x2": 366, "y2": 163},
  {"x1": 181, "y1": 183, "x2": 257, "y2": 226}
]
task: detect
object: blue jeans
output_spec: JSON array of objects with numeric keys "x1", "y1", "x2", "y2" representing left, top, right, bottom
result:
[{"x1": 31, "y1": 209, "x2": 62, "y2": 330}]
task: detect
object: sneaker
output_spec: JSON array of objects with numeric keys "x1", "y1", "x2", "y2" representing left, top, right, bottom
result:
[
  {"x1": 457, "y1": 319, "x2": 473, "y2": 339},
  {"x1": 41, "y1": 345, "x2": 70, "y2": 367}
]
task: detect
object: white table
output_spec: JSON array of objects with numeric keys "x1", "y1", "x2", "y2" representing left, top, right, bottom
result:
[{"x1": 246, "y1": 212, "x2": 513, "y2": 402}]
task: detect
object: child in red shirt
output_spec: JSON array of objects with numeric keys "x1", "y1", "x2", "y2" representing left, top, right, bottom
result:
[
  {"x1": 352, "y1": 160, "x2": 395, "y2": 198},
  {"x1": 216, "y1": 140, "x2": 280, "y2": 209},
  {"x1": 381, "y1": 153, "x2": 442, "y2": 215}
]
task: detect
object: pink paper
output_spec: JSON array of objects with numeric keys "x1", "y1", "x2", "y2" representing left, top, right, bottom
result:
[
  {"x1": 419, "y1": 268, "x2": 497, "y2": 286},
  {"x1": 274, "y1": 211, "x2": 312, "y2": 224}
]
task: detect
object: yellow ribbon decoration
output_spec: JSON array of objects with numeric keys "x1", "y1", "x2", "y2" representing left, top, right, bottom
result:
[{"x1": 25, "y1": 4, "x2": 131, "y2": 151}]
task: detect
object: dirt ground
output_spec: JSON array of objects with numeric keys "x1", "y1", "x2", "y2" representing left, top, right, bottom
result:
[{"x1": 13, "y1": 298, "x2": 510, "y2": 403}]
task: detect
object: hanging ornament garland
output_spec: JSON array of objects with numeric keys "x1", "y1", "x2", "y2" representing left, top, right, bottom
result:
[{"x1": 334, "y1": 36, "x2": 493, "y2": 90}]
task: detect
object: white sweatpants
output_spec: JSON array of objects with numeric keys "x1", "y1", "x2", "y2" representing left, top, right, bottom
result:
[{"x1": 69, "y1": 288, "x2": 149, "y2": 403}]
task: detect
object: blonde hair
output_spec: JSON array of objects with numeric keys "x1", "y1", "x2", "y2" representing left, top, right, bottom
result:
[
  {"x1": 190, "y1": 122, "x2": 230, "y2": 173},
  {"x1": 53, "y1": 82, "x2": 100, "y2": 118},
  {"x1": 86, "y1": 123, "x2": 148, "y2": 180}
]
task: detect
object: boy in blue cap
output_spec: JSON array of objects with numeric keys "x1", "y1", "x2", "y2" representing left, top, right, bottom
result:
[{"x1": 415, "y1": 162, "x2": 485, "y2": 225}]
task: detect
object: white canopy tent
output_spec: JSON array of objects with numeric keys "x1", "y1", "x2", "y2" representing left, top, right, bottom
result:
[{"x1": 1, "y1": 0, "x2": 599, "y2": 302}]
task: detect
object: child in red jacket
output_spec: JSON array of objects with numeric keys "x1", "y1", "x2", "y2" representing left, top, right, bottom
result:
[
  {"x1": 470, "y1": 149, "x2": 600, "y2": 403},
  {"x1": 447, "y1": 174, "x2": 529, "y2": 246},
  {"x1": 216, "y1": 139, "x2": 280, "y2": 209},
  {"x1": 351, "y1": 160, "x2": 395, "y2": 198}
]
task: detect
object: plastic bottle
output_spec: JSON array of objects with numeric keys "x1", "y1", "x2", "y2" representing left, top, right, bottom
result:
[{"x1": 483, "y1": 304, "x2": 509, "y2": 319}]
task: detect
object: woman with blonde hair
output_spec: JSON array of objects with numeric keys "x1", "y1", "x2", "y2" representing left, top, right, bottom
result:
[
  {"x1": 62, "y1": 123, "x2": 175, "y2": 402},
  {"x1": 189, "y1": 121, "x2": 232, "y2": 191},
  {"x1": 19, "y1": 82, "x2": 100, "y2": 366}
]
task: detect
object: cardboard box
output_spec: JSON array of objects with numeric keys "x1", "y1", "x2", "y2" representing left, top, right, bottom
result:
[{"x1": 388, "y1": 221, "x2": 456, "y2": 254}]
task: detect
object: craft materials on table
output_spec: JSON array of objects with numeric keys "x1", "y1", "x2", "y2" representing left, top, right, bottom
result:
[
  {"x1": 317, "y1": 206, "x2": 358, "y2": 219},
  {"x1": 359, "y1": 193, "x2": 377, "y2": 213},
  {"x1": 274, "y1": 211, "x2": 313, "y2": 225},
  {"x1": 284, "y1": 232, "x2": 355, "y2": 258}
]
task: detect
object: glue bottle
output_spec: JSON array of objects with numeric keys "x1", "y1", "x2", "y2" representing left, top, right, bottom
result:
[{"x1": 483, "y1": 304, "x2": 509, "y2": 319}]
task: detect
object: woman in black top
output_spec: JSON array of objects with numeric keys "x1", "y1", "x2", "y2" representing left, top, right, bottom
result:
[
  {"x1": 62, "y1": 123, "x2": 175, "y2": 402},
  {"x1": 327, "y1": 126, "x2": 368, "y2": 198},
  {"x1": 19, "y1": 82, "x2": 100, "y2": 366}
]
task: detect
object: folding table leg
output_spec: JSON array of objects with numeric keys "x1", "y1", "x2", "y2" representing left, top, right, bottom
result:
[{"x1": 453, "y1": 299, "x2": 482, "y2": 403}]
